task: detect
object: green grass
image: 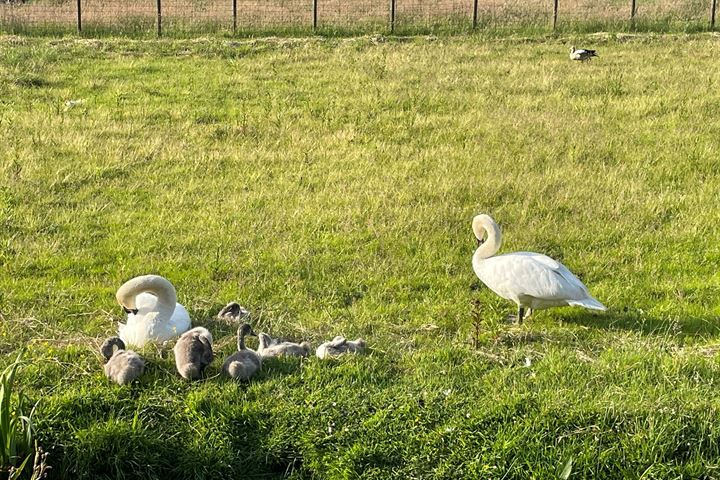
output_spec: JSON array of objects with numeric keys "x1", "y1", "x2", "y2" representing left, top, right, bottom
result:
[
  {"x1": 0, "y1": 12, "x2": 716, "y2": 39},
  {"x1": 1, "y1": 32, "x2": 720, "y2": 478}
]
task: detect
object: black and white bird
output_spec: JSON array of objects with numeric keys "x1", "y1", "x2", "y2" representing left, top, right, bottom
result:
[{"x1": 569, "y1": 46, "x2": 598, "y2": 62}]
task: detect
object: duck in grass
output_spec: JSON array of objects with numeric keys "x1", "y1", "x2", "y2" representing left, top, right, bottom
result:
[{"x1": 570, "y1": 46, "x2": 598, "y2": 62}]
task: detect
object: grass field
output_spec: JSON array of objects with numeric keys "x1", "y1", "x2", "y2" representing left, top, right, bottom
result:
[{"x1": 1, "y1": 32, "x2": 720, "y2": 479}]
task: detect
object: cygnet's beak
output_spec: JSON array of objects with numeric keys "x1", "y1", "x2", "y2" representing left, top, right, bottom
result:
[
  {"x1": 249, "y1": 329, "x2": 258, "y2": 337},
  {"x1": 476, "y1": 237, "x2": 485, "y2": 247},
  {"x1": 123, "y1": 306, "x2": 139, "y2": 315}
]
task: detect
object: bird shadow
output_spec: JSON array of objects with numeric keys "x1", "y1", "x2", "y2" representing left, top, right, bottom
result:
[
  {"x1": 558, "y1": 308, "x2": 720, "y2": 337},
  {"x1": 48, "y1": 389, "x2": 303, "y2": 479}
]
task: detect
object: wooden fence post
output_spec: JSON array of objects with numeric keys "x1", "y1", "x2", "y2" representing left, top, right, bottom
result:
[
  {"x1": 712, "y1": 0, "x2": 717, "y2": 29},
  {"x1": 312, "y1": 0, "x2": 317, "y2": 30},
  {"x1": 76, "y1": 0, "x2": 81, "y2": 33},
  {"x1": 232, "y1": 0, "x2": 237, "y2": 33},
  {"x1": 157, "y1": 0, "x2": 162, "y2": 36},
  {"x1": 630, "y1": 0, "x2": 636, "y2": 27},
  {"x1": 390, "y1": 0, "x2": 395, "y2": 32},
  {"x1": 472, "y1": 0, "x2": 478, "y2": 29},
  {"x1": 553, "y1": 0, "x2": 558, "y2": 30}
]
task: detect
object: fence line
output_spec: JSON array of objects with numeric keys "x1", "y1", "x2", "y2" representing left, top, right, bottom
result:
[
  {"x1": 0, "y1": 0, "x2": 717, "y2": 36},
  {"x1": 232, "y1": 0, "x2": 236, "y2": 32},
  {"x1": 389, "y1": 0, "x2": 395, "y2": 33}
]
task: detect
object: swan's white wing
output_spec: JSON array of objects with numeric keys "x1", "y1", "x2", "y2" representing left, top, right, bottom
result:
[
  {"x1": 517, "y1": 253, "x2": 589, "y2": 293},
  {"x1": 476, "y1": 252, "x2": 590, "y2": 305},
  {"x1": 170, "y1": 303, "x2": 192, "y2": 333},
  {"x1": 150, "y1": 303, "x2": 191, "y2": 341}
]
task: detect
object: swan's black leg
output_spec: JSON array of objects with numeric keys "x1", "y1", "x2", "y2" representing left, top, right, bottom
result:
[{"x1": 517, "y1": 306, "x2": 525, "y2": 324}]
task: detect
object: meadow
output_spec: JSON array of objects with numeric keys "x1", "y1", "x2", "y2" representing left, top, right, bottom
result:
[{"x1": 0, "y1": 32, "x2": 720, "y2": 478}]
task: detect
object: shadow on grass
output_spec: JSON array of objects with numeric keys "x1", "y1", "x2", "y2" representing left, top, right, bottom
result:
[
  {"x1": 42, "y1": 381, "x2": 305, "y2": 479},
  {"x1": 560, "y1": 308, "x2": 720, "y2": 337},
  {"x1": 58, "y1": 411, "x2": 298, "y2": 479}
]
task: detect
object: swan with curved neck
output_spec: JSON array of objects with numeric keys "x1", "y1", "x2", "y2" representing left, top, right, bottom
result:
[
  {"x1": 116, "y1": 274, "x2": 192, "y2": 347},
  {"x1": 471, "y1": 214, "x2": 606, "y2": 323}
]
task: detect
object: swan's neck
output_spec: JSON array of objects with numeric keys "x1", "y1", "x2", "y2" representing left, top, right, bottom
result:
[
  {"x1": 472, "y1": 219, "x2": 502, "y2": 265},
  {"x1": 117, "y1": 275, "x2": 177, "y2": 318},
  {"x1": 146, "y1": 288, "x2": 176, "y2": 319}
]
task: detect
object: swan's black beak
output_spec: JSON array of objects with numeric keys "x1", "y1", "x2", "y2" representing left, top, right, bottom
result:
[
  {"x1": 476, "y1": 237, "x2": 484, "y2": 247},
  {"x1": 123, "y1": 306, "x2": 139, "y2": 315}
]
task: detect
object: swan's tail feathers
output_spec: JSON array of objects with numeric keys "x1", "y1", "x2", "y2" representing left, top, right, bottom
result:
[{"x1": 569, "y1": 296, "x2": 607, "y2": 311}]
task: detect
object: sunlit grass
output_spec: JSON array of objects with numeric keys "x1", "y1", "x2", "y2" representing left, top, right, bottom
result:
[{"x1": 0, "y1": 33, "x2": 720, "y2": 478}]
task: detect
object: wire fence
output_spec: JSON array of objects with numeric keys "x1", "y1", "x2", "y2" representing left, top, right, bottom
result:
[{"x1": 0, "y1": 0, "x2": 716, "y2": 36}]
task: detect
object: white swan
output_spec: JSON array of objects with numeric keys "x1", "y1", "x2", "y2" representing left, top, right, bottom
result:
[
  {"x1": 115, "y1": 274, "x2": 192, "y2": 347},
  {"x1": 471, "y1": 214, "x2": 606, "y2": 323}
]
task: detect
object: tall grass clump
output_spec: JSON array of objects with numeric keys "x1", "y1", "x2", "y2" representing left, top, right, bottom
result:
[{"x1": 0, "y1": 354, "x2": 49, "y2": 480}]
